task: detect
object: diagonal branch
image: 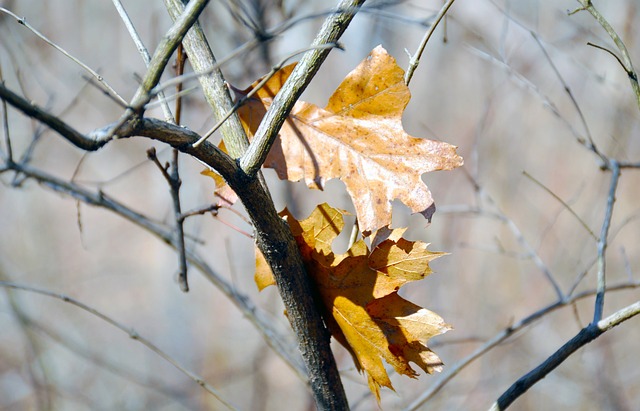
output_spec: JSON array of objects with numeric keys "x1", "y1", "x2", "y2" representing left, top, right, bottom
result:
[
  {"x1": 489, "y1": 300, "x2": 640, "y2": 411},
  {"x1": 239, "y1": 0, "x2": 366, "y2": 177},
  {"x1": 404, "y1": 281, "x2": 640, "y2": 411},
  {"x1": 164, "y1": 0, "x2": 249, "y2": 159},
  {"x1": 3, "y1": 160, "x2": 306, "y2": 382},
  {"x1": 0, "y1": 280, "x2": 237, "y2": 410}
]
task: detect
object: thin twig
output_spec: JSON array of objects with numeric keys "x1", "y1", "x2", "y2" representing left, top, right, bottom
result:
[
  {"x1": 4, "y1": 160, "x2": 307, "y2": 383},
  {"x1": 466, "y1": 45, "x2": 587, "y2": 150},
  {"x1": 179, "y1": 204, "x2": 220, "y2": 220},
  {"x1": 111, "y1": 0, "x2": 175, "y2": 122},
  {"x1": 404, "y1": 0, "x2": 457, "y2": 85},
  {"x1": 523, "y1": 171, "x2": 597, "y2": 240},
  {"x1": 147, "y1": 147, "x2": 189, "y2": 292},
  {"x1": 530, "y1": 32, "x2": 600, "y2": 157},
  {"x1": 0, "y1": 7, "x2": 127, "y2": 107},
  {"x1": 0, "y1": 281, "x2": 237, "y2": 410},
  {"x1": 593, "y1": 160, "x2": 620, "y2": 322},
  {"x1": 464, "y1": 170, "x2": 565, "y2": 300},
  {"x1": 23, "y1": 318, "x2": 197, "y2": 409}
]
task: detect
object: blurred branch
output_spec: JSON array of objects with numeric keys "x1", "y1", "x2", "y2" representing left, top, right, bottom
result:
[
  {"x1": 467, "y1": 45, "x2": 587, "y2": 149},
  {"x1": 404, "y1": 281, "x2": 640, "y2": 411},
  {"x1": 111, "y1": 0, "x2": 175, "y2": 122},
  {"x1": 0, "y1": 160, "x2": 307, "y2": 383},
  {"x1": 0, "y1": 280, "x2": 238, "y2": 410},
  {"x1": 571, "y1": 0, "x2": 640, "y2": 112},
  {"x1": 24, "y1": 317, "x2": 197, "y2": 409},
  {"x1": 523, "y1": 171, "x2": 597, "y2": 240},
  {"x1": 404, "y1": 0, "x2": 457, "y2": 85},
  {"x1": 0, "y1": 6, "x2": 127, "y2": 106},
  {"x1": 489, "y1": 300, "x2": 640, "y2": 410},
  {"x1": 1, "y1": 285, "x2": 52, "y2": 410},
  {"x1": 464, "y1": 170, "x2": 565, "y2": 299}
]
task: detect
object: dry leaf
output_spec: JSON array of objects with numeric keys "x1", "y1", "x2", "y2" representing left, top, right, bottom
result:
[
  {"x1": 200, "y1": 140, "x2": 239, "y2": 206},
  {"x1": 239, "y1": 45, "x2": 463, "y2": 235},
  {"x1": 256, "y1": 203, "x2": 451, "y2": 401}
]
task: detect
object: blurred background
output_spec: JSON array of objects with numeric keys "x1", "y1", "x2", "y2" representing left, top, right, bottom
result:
[{"x1": 1, "y1": 0, "x2": 639, "y2": 410}]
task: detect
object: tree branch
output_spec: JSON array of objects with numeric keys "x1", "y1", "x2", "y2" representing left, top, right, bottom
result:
[
  {"x1": 3, "y1": 160, "x2": 307, "y2": 382},
  {"x1": 1, "y1": 74, "x2": 348, "y2": 408},
  {"x1": 0, "y1": 280, "x2": 237, "y2": 410},
  {"x1": 163, "y1": 0, "x2": 249, "y2": 159},
  {"x1": 404, "y1": 281, "x2": 640, "y2": 411},
  {"x1": 489, "y1": 300, "x2": 640, "y2": 411},
  {"x1": 572, "y1": 0, "x2": 640, "y2": 112},
  {"x1": 239, "y1": 0, "x2": 366, "y2": 176}
]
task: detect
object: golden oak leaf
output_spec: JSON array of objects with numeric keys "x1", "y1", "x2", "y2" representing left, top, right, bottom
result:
[
  {"x1": 238, "y1": 45, "x2": 463, "y2": 236},
  {"x1": 256, "y1": 203, "x2": 451, "y2": 401}
]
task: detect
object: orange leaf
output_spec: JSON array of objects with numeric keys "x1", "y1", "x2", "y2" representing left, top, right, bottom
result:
[
  {"x1": 200, "y1": 140, "x2": 238, "y2": 206},
  {"x1": 257, "y1": 203, "x2": 451, "y2": 401},
  {"x1": 239, "y1": 46, "x2": 463, "y2": 236}
]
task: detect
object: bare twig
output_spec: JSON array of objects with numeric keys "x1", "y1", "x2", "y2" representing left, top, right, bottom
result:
[
  {"x1": 571, "y1": 0, "x2": 640, "y2": 112},
  {"x1": 594, "y1": 160, "x2": 620, "y2": 322},
  {"x1": 523, "y1": 171, "x2": 597, "y2": 240},
  {"x1": 489, "y1": 300, "x2": 640, "y2": 410},
  {"x1": 23, "y1": 318, "x2": 197, "y2": 409},
  {"x1": 404, "y1": 0, "x2": 457, "y2": 85},
  {"x1": 111, "y1": 0, "x2": 175, "y2": 122},
  {"x1": 464, "y1": 170, "x2": 565, "y2": 300},
  {"x1": 3, "y1": 160, "x2": 306, "y2": 383},
  {"x1": 0, "y1": 281, "x2": 238, "y2": 410},
  {"x1": 0, "y1": 82, "x2": 111, "y2": 151},
  {"x1": 147, "y1": 147, "x2": 189, "y2": 292},
  {"x1": 0, "y1": 6, "x2": 127, "y2": 106}
]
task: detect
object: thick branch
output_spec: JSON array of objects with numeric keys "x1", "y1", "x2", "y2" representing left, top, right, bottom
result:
[
  {"x1": 1, "y1": 87, "x2": 347, "y2": 408},
  {"x1": 129, "y1": 0, "x2": 210, "y2": 110},
  {"x1": 6, "y1": 161, "x2": 306, "y2": 381},
  {"x1": 163, "y1": 0, "x2": 249, "y2": 158}
]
